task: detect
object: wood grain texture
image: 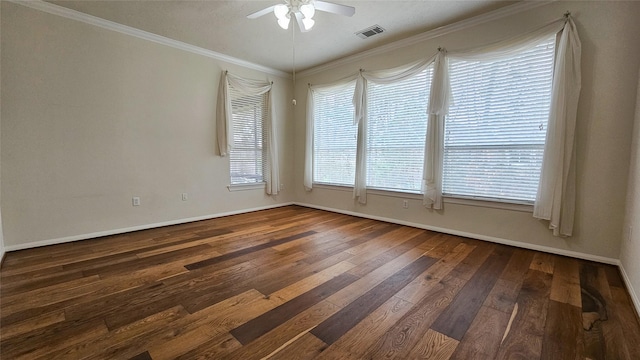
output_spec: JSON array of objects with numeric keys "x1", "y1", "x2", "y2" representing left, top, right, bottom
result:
[{"x1": 1, "y1": 205, "x2": 638, "y2": 359}]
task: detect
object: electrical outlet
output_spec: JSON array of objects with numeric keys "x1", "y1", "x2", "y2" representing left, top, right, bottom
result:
[
  {"x1": 182, "y1": 193, "x2": 188, "y2": 201},
  {"x1": 132, "y1": 197, "x2": 141, "y2": 206},
  {"x1": 629, "y1": 226, "x2": 633, "y2": 243},
  {"x1": 280, "y1": 183, "x2": 285, "y2": 191},
  {"x1": 403, "y1": 200, "x2": 409, "y2": 209}
]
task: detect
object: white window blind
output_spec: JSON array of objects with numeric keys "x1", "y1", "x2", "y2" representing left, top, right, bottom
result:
[
  {"x1": 313, "y1": 83, "x2": 357, "y2": 186},
  {"x1": 229, "y1": 85, "x2": 266, "y2": 185},
  {"x1": 443, "y1": 37, "x2": 556, "y2": 202},
  {"x1": 366, "y1": 67, "x2": 433, "y2": 192}
]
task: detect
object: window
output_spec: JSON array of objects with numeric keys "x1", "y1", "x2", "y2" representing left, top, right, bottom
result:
[
  {"x1": 443, "y1": 37, "x2": 556, "y2": 202},
  {"x1": 229, "y1": 84, "x2": 267, "y2": 185},
  {"x1": 366, "y1": 67, "x2": 433, "y2": 192},
  {"x1": 313, "y1": 83, "x2": 357, "y2": 186}
]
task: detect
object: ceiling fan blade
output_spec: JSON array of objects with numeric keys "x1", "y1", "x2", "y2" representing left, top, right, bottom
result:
[
  {"x1": 314, "y1": 1, "x2": 355, "y2": 17},
  {"x1": 294, "y1": 11, "x2": 312, "y2": 32},
  {"x1": 247, "y1": 5, "x2": 276, "y2": 19}
]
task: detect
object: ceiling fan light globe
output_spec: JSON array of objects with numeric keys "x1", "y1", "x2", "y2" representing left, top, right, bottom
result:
[
  {"x1": 302, "y1": 17, "x2": 315, "y2": 30},
  {"x1": 300, "y1": 4, "x2": 315, "y2": 19},
  {"x1": 278, "y1": 17, "x2": 291, "y2": 29},
  {"x1": 274, "y1": 4, "x2": 289, "y2": 19}
]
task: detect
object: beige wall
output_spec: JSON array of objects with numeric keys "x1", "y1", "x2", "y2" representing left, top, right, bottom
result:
[
  {"x1": 2, "y1": 0, "x2": 640, "y2": 266},
  {"x1": 294, "y1": 1, "x2": 640, "y2": 260},
  {"x1": 0, "y1": 2, "x2": 294, "y2": 248},
  {"x1": 621, "y1": 68, "x2": 640, "y2": 309}
]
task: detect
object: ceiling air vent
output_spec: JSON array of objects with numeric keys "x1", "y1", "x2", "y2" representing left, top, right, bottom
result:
[{"x1": 356, "y1": 25, "x2": 385, "y2": 39}]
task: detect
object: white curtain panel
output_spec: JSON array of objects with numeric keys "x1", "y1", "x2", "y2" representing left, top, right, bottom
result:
[
  {"x1": 423, "y1": 51, "x2": 450, "y2": 209},
  {"x1": 305, "y1": 78, "x2": 358, "y2": 191},
  {"x1": 216, "y1": 71, "x2": 280, "y2": 195},
  {"x1": 533, "y1": 18, "x2": 582, "y2": 237}
]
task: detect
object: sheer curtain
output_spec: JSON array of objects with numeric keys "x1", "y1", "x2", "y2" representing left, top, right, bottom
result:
[
  {"x1": 216, "y1": 71, "x2": 280, "y2": 195},
  {"x1": 423, "y1": 51, "x2": 450, "y2": 209},
  {"x1": 533, "y1": 18, "x2": 582, "y2": 236}
]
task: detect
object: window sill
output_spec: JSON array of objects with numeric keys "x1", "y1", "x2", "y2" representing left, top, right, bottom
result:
[
  {"x1": 227, "y1": 182, "x2": 266, "y2": 192},
  {"x1": 310, "y1": 183, "x2": 533, "y2": 212}
]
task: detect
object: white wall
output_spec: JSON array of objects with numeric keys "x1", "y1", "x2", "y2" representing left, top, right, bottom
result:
[
  {"x1": 620, "y1": 68, "x2": 640, "y2": 312},
  {"x1": 294, "y1": 1, "x2": 640, "y2": 261},
  {"x1": 0, "y1": 2, "x2": 294, "y2": 249}
]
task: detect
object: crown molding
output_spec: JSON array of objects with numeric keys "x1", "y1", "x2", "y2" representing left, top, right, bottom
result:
[
  {"x1": 7, "y1": 0, "x2": 291, "y2": 79},
  {"x1": 298, "y1": 0, "x2": 556, "y2": 78}
]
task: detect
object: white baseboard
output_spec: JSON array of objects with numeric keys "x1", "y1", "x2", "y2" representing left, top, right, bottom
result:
[
  {"x1": 618, "y1": 261, "x2": 640, "y2": 319},
  {"x1": 293, "y1": 202, "x2": 619, "y2": 265},
  {"x1": 4, "y1": 202, "x2": 294, "y2": 252}
]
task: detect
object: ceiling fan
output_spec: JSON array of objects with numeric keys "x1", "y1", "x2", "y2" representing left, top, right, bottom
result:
[{"x1": 247, "y1": 0, "x2": 355, "y2": 32}]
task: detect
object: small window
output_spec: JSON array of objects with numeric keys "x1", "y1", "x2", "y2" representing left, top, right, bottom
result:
[
  {"x1": 313, "y1": 83, "x2": 357, "y2": 186},
  {"x1": 229, "y1": 85, "x2": 267, "y2": 185},
  {"x1": 443, "y1": 37, "x2": 556, "y2": 202}
]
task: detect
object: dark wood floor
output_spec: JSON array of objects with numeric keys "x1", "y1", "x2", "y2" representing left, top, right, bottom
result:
[{"x1": 1, "y1": 205, "x2": 639, "y2": 359}]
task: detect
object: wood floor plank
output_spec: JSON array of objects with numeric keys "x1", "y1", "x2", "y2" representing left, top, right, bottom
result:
[
  {"x1": 362, "y1": 275, "x2": 467, "y2": 359},
  {"x1": 430, "y1": 246, "x2": 513, "y2": 340},
  {"x1": 270, "y1": 261, "x2": 356, "y2": 302},
  {"x1": 529, "y1": 252, "x2": 555, "y2": 274},
  {"x1": 0, "y1": 309, "x2": 66, "y2": 340},
  {"x1": 449, "y1": 305, "x2": 510, "y2": 359},
  {"x1": 347, "y1": 230, "x2": 441, "y2": 278},
  {"x1": 226, "y1": 300, "x2": 342, "y2": 360},
  {"x1": 550, "y1": 256, "x2": 582, "y2": 307},
  {"x1": 610, "y1": 286, "x2": 640, "y2": 355},
  {"x1": 266, "y1": 332, "x2": 328, "y2": 360},
  {"x1": 1, "y1": 206, "x2": 639, "y2": 359},
  {"x1": 579, "y1": 262, "x2": 609, "y2": 359},
  {"x1": 0, "y1": 318, "x2": 109, "y2": 359},
  {"x1": 541, "y1": 300, "x2": 585, "y2": 359},
  {"x1": 45, "y1": 305, "x2": 189, "y2": 360},
  {"x1": 495, "y1": 269, "x2": 553, "y2": 360},
  {"x1": 592, "y1": 265, "x2": 634, "y2": 359},
  {"x1": 330, "y1": 247, "x2": 429, "y2": 309},
  {"x1": 230, "y1": 272, "x2": 359, "y2": 345},
  {"x1": 406, "y1": 329, "x2": 459, "y2": 360},
  {"x1": 395, "y1": 242, "x2": 476, "y2": 304},
  {"x1": 185, "y1": 230, "x2": 317, "y2": 270},
  {"x1": 483, "y1": 248, "x2": 535, "y2": 314},
  {"x1": 311, "y1": 255, "x2": 438, "y2": 345},
  {"x1": 300, "y1": 223, "x2": 400, "y2": 265},
  {"x1": 316, "y1": 296, "x2": 414, "y2": 359}
]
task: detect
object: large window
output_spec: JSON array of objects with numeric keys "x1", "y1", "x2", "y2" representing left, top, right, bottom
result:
[
  {"x1": 313, "y1": 83, "x2": 357, "y2": 186},
  {"x1": 367, "y1": 67, "x2": 433, "y2": 192},
  {"x1": 443, "y1": 37, "x2": 556, "y2": 202},
  {"x1": 229, "y1": 84, "x2": 267, "y2": 185},
  {"x1": 310, "y1": 38, "x2": 556, "y2": 203}
]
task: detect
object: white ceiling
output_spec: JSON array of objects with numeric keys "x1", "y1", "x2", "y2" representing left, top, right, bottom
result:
[{"x1": 47, "y1": 0, "x2": 519, "y2": 73}]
